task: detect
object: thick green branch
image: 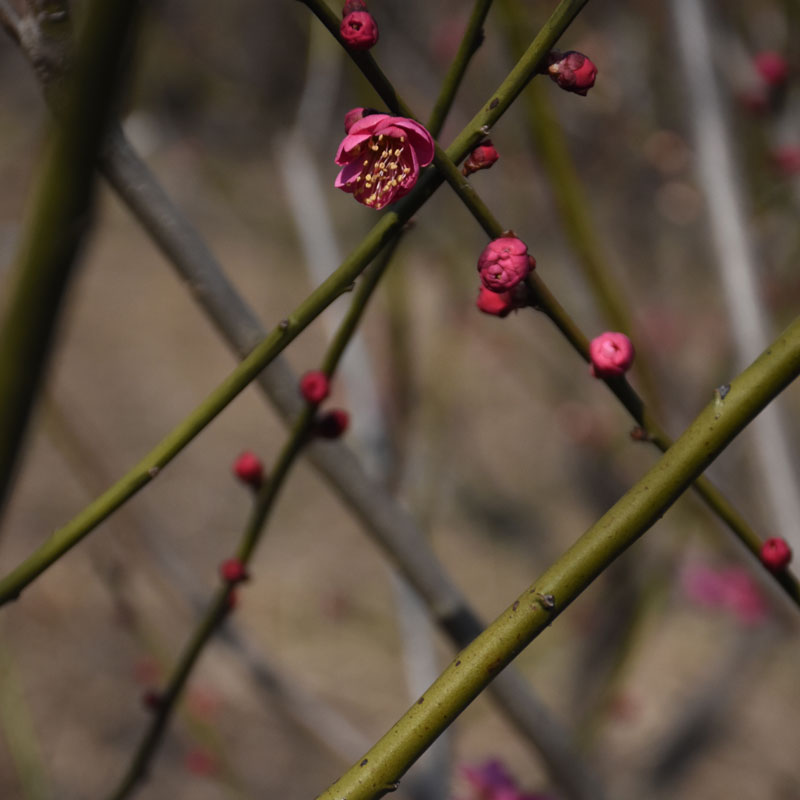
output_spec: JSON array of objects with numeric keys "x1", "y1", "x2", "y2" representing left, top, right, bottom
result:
[{"x1": 318, "y1": 316, "x2": 800, "y2": 800}]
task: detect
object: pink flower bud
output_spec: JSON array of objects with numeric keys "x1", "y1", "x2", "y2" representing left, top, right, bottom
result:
[
  {"x1": 754, "y1": 51, "x2": 789, "y2": 87},
  {"x1": 299, "y1": 370, "x2": 330, "y2": 405},
  {"x1": 340, "y1": 10, "x2": 379, "y2": 51},
  {"x1": 232, "y1": 451, "x2": 264, "y2": 489},
  {"x1": 547, "y1": 50, "x2": 598, "y2": 96},
  {"x1": 589, "y1": 332, "x2": 635, "y2": 379},
  {"x1": 760, "y1": 537, "x2": 792, "y2": 572},
  {"x1": 477, "y1": 236, "x2": 533, "y2": 293},
  {"x1": 462, "y1": 140, "x2": 500, "y2": 176},
  {"x1": 315, "y1": 409, "x2": 350, "y2": 439},
  {"x1": 219, "y1": 558, "x2": 249, "y2": 584}
]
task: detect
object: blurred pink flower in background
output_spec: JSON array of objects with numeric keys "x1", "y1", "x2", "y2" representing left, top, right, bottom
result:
[
  {"x1": 459, "y1": 759, "x2": 554, "y2": 800},
  {"x1": 681, "y1": 564, "x2": 768, "y2": 625}
]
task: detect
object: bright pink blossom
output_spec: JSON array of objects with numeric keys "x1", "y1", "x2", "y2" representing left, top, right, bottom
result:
[
  {"x1": 300, "y1": 370, "x2": 330, "y2": 404},
  {"x1": 477, "y1": 237, "x2": 533, "y2": 293},
  {"x1": 760, "y1": 537, "x2": 792, "y2": 572},
  {"x1": 335, "y1": 113, "x2": 434, "y2": 209},
  {"x1": 340, "y1": 10, "x2": 379, "y2": 51},
  {"x1": 547, "y1": 50, "x2": 598, "y2": 96},
  {"x1": 463, "y1": 140, "x2": 500, "y2": 176},
  {"x1": 589, "y1": 331, "x2": 635, "y2": 379},
  {"x1": 754, "y1": 51, "x2": 789, "y2": 87}
]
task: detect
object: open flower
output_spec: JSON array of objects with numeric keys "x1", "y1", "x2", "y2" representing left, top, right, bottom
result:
[{"x1": 335, "y1": 113, "x2": 435, "y2": 209}]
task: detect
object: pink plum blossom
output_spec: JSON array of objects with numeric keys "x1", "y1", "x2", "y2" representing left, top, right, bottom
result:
[
  {"x1": 477, "y1": 237, "x2": 533, "y2": 293},
  {"x1": 334, "y1": 113, "x2": 434, "y2": 210},
  {"x1": 589, "y1": 331, "x2": 635, "y2": 378}
]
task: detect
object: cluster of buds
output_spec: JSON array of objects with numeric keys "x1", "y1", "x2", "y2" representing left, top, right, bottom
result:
[
  {"x1": 299, "y1": 370, "x2": 350, "y2": 439},
  {"x1": 543, "y1": 49, "x2": 598, "y2": 96},
  {"x1": 339, "y1": 0, "x2": 378, "y2": 52},
  {"x1": 589, "y1": 331, "x2": 635, "y2": 379},
  {"x1": 474, "y1": 236, "x2": 534, "y2": 318}
]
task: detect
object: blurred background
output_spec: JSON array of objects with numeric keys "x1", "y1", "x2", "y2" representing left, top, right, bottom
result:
[{"x1": 0, "y1": 0, "x2": 799, "y2": 798}]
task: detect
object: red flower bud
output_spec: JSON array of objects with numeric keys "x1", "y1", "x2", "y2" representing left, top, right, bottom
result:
[
  {"x1": 315, "y1": 409, "x2": 350, "y2": 439},
  {"x1": 232, "y1": 451, "x2": 264, "y2": 489},
  {"x1": 760, "y1": 537, "x2": 792, "y2": 572},
  {"x1": 477, "y1": 237, "x2": 533, "y2": 293},
  {"x1": 754, "y1": 51, "x2": 789, "y2": 87},
  {"x1": 219, "y1": 558, "x2": 249, "y2": 584},
  {"x1": 462, "y1": 140, "x2": 500, "y2": 176},
  {"x1": 299, "y1": 370, "x2": 330, "y2": 405},
  {"x1": 476, "y1": 286, "x2": 514, "y2": 317},
  {"x1": 589, "y1": 332, "x2": 635, "y2": 379},
  {"x1": 340, "y1": 10, "x2": 379, "y2": 51},
  {"x1": 547, "y1": 50, "x2": 598, "y2": 96}
]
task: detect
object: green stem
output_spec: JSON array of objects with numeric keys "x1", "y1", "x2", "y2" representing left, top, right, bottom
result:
[
  {"x1": 426, "y1": 0, "x2": 495, "y2": 138},
  {"x1": 0, "y1": 0, "x2": 586, "y2": 606},
  {"x1": 0, "y1": 0, "x2": 140, "y2": 523},
  {"x1": 317, "y1": 315, "x2": 800, "y2": 800}
]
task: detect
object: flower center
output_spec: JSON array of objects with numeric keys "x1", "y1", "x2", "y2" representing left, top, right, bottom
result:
[{"x1": 353, "y1": 134, "x2": 412, "y2": 208}]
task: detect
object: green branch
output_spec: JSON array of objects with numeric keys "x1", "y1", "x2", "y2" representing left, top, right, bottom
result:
[{"x1": 318, "y1": 315, "x2": 800, "y2": 800}]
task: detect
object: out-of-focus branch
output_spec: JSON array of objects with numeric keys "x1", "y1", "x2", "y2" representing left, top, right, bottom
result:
[
  {"x1": 671, "y1": 0, "x2": 800, "y2": 556},
  {"x1": 0, "y1": 0, "x2": 140, "y2": 524}
]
